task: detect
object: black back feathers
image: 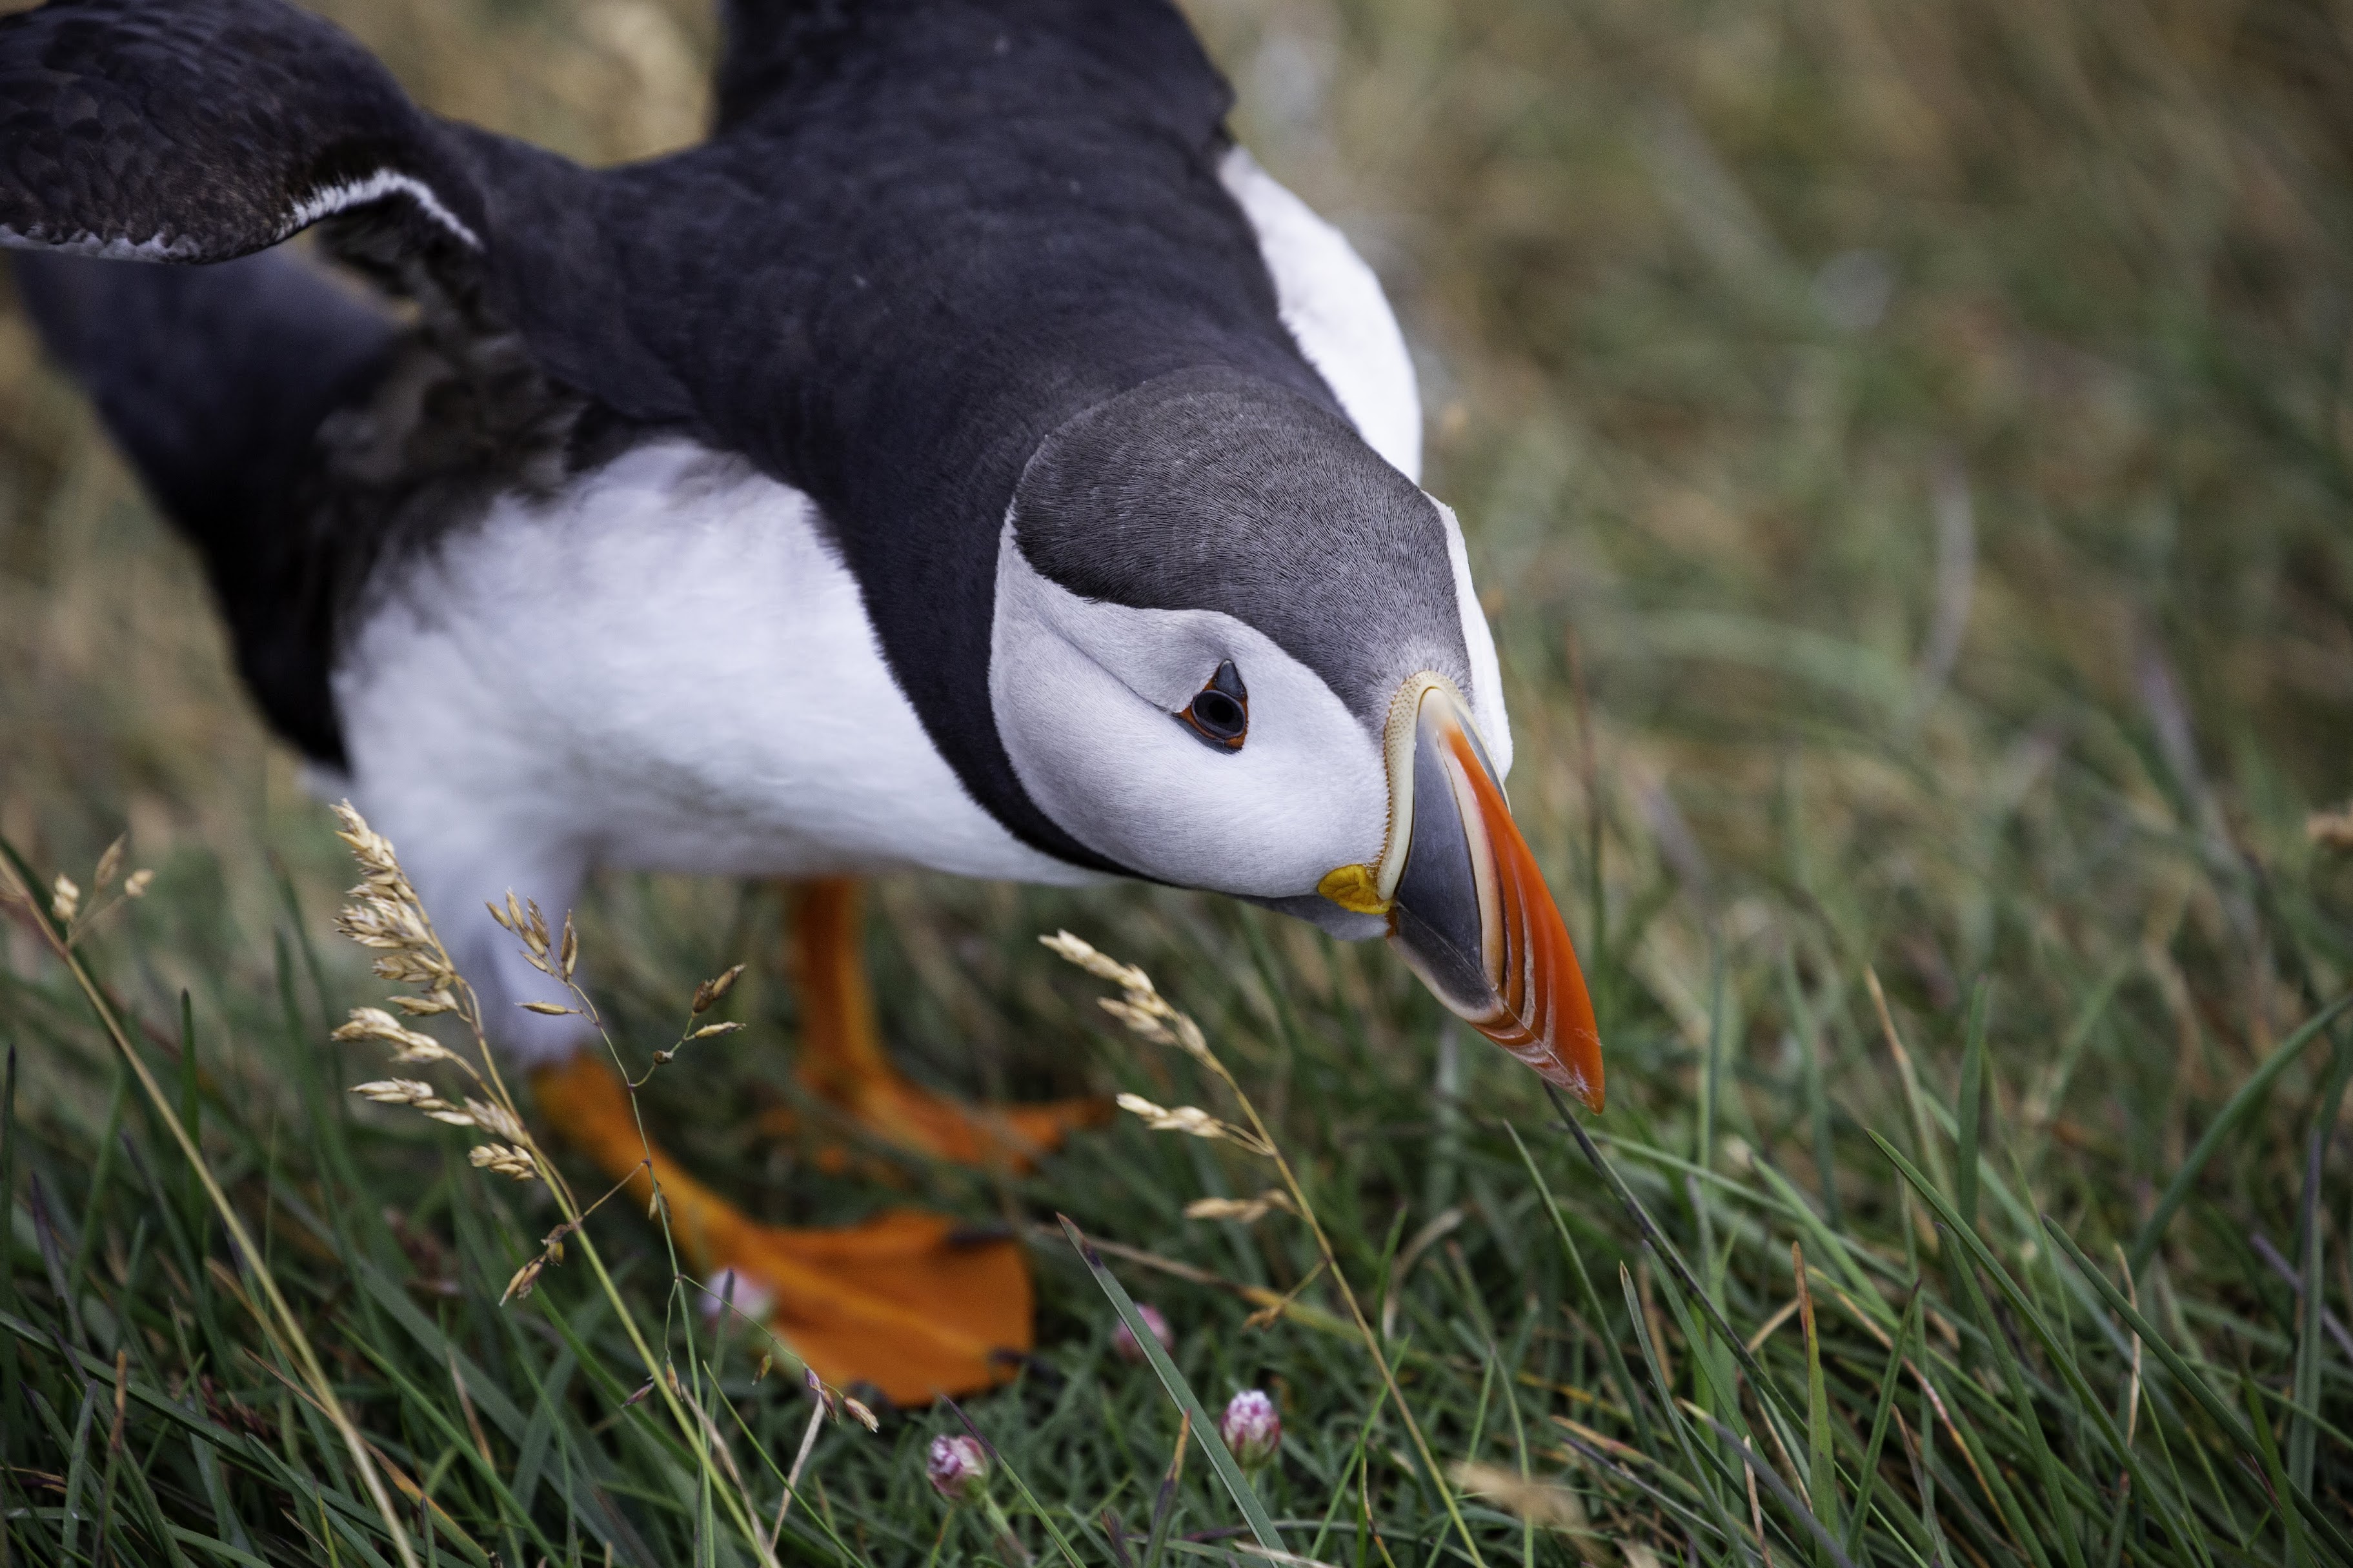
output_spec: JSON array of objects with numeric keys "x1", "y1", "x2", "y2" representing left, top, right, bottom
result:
[{"x1": 2, "y1": 0, "x2": 1355, "y2": 863}]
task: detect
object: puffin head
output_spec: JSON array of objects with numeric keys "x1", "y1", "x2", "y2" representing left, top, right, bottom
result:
[{"x1": 990, "y1": 366, "x2": 1604, "y2": 1109}]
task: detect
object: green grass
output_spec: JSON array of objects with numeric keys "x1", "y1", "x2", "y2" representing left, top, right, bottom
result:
[{"x1": 6, "y1": 0, "x2": 2353, "y2": 1562}]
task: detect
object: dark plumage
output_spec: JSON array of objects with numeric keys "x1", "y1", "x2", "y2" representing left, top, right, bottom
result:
[{"x1": 4, "y1": 0, "x2": 1349, "y2": 869}]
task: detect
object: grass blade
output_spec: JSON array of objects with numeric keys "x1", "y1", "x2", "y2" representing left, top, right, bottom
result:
[
  {"x1": 1504, "y1": 1122, "x2": 1654, "y2": 1451},
  {"x1": 1842, "y1": 1285, "x2": 1920, "y2": 1560},
  {"x1": 1793, "y1": 1244, "x2": 1841, "y2": 1562},
  {"x1": 0, "y1": 836, "x2": 421, "y2": 1568},
  {"x1": 1779, "y1": 949, "x2": 1842, "y2": 1229},
  {"x1": 1546, "y1": 1085, "x2": 1801, "y2": 1429},
  {"x1": 2238, "y1": 1369, "x2": 2307, "y2": 1566},
  {"x1": 2290, "y1": 1034, "x2": 2350, "y2": 1499},
  {"x1": 2049, "y1": 1202, "x2": 2353, "y2": 1558},
  {"x1": 2127, "y1": 992, "x2": 2353, "y2": 1272},
  {"x1": 1872, "y1": 1135, "x2": 2201, "y2": 1548},
  {"x1": 1058, "y1": 1214, "x2": 1284, "y2": 1556},
  {"x1": 1955, "y1": 980, "x2": 1988, "y2": 1235},
  {"x1": 1619, "y1": 1265, "x2": 1742, "y2": 1545},
  {"x1": 942, "y1": 1394, "x2": 1086, "y2": 1568},
  {"x1": 1691, "y1": 1408, "x2": 1861, "y2": 1568}
]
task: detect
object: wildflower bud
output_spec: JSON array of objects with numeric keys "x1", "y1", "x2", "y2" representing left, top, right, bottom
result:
[
  {"x1": 50, "y1": 874, "x2": 80, "y2": 923},
  {"x1": 1219, "y1": 1390, "x2": 1280, "y2": 1471},
  {"x1": 122, "y1": 869, "x2": 154, "y2": 899},
  {"x1": 1112, "y1": 1303, "x2": 1173, "y2": 1363},
  {"x1": 927, "y1": 1434, "x2": 990, "y2": 1505}
]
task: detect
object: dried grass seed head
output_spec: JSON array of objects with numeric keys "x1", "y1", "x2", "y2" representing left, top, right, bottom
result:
[
  {"x1": 49, "y1": 874, "x2": 79, "y2": 923},
  {"x1": 332, "y1": 801, "x2": 417, "y2": 903},
  {"x1": 502, "y1": 1257, "x2": 546, "y2": 1303},
  {"x1": 352, "y1": 1079, "x2": 453, "y2": 1111},
  {"x1": 1040, "y1": 930, "x2": 1155, "y2": 996},
  {"x1": 1115, "y1": 1094, "x2": 1266, "y2": 1152},
  {"x1": 1098, "y1": 996, "x2": 1177, "y2": 1045},
  {"x1": 691, "y1": 963, "x2": 746, "y2": 1014},
  {"x1": 334, "y1": 1006, "x2": 459, "y2": 1066},
  {"x1": 462, "y1": 1097, "x2": 527, "y2": 1142},
  {"x1": 94, "y1": 834, "x2": 125, "y2": 890},
  {"x1": 1450, "y1": 1461, "x2": 1587, "y2": 1531},
  {"x1": 1185, "y1": 1191, "x2": 1295, "y2": 1223},
  {"x1": 1045, "y1": 932, "x2": 1216, "y2": 1061},
  {"x1": 469, "y1": 1143, "x2": 538, "y2": 1181},
  {"x1": 332, "y1": 802, "x2": 463, "y2": 998}
]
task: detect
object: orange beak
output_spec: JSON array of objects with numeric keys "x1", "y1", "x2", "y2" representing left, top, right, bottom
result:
[{"x1": 1320, "y1": 675, "x2": 1604, "y2": 1112}]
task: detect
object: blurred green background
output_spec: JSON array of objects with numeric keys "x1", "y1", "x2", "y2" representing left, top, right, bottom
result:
[{"x1": 5, "y1": 1, "x2": 2353, "y2": 1562}]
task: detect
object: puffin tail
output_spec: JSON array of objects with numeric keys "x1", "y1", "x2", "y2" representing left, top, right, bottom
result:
[{"x1": 13, "y1": 249, "x2": 398, "y2": 763}]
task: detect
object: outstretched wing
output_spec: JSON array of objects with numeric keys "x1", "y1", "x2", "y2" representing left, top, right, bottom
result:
[
  {"x1": 0, "y1": 0, "x2": 485, "y2": 261},
  {"x1": 0, "y1": 0, "x2": 696, "y2": 423}
]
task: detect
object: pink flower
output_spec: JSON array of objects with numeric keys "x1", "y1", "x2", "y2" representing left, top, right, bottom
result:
[
  {"x1": 1219, "y1": 1389, "x2": 1280, "y2": 1471},
  {"x1": 926, "y1": 1434, "x2": 990, "y2": 1505},
  {"x1": 1111, "y1": 1303, "x2": 1173, "y2": 1363}
]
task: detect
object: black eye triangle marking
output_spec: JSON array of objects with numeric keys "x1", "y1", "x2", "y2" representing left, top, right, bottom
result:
[{"x1": 1178, "y1": 659, "x2": 1249, "y2": 750}]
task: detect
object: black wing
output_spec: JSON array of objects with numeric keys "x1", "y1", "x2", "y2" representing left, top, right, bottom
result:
[
  {"x1": 0, "y1": 0, "x2": 692, "y2": 418},
  {"x1": 0, "y1": 0, "x2": 486, "y2": 261}
]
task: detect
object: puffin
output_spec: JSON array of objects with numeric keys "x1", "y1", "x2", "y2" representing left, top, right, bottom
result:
[{"x1": 1, "y1": 0, "x2": 1602, "y2": 1402}]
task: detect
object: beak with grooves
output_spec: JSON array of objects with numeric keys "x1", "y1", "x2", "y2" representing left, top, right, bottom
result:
[{"x1": 1318, "y1": 674, "x2": 1604, "y2": 1112}]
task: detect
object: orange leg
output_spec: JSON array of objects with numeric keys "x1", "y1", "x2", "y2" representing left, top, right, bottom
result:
[
  {"x1": 783, "y1": 878, "x2": 1107, "y2": 1171},
  {"x1": 530, "y1": 1053, "x2": 1029, "y2": 1403}
]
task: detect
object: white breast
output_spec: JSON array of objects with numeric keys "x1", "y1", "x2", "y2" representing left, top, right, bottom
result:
[
  {"x1": 337, "y1": 440, "x2": 1091, "y2": 884},
  {"x1": 328, "y1": 442, "x2": 1098, "y2": 1058}
]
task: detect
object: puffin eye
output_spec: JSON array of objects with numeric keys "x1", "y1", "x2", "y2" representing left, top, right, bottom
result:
[{"x1": 1178, "y1": 659, "x2": 1248, "y2": 750}]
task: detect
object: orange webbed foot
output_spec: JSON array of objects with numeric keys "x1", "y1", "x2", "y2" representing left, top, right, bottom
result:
[
  {"x1": 532, "y1": 1056, "x2": 1034, "y2": 1403},
  {"x1": 705, "y1": 1209, "x2": 1033, "y2": 1403}
]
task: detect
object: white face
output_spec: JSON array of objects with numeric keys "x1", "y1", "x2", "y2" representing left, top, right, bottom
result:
[{"x1": 989, "y1": 503, "x2": 1515, "y2": 896}]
